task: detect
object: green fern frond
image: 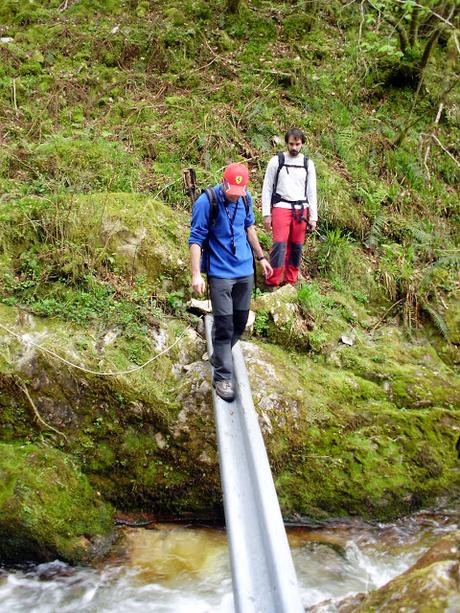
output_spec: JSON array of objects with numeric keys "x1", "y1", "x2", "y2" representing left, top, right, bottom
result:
[
  {"x1": 422, "y1": 303, "x2": 450, "y2": 341},
  {"x1": 433, "y1": 254, "x2": 460, "y2": 270},
  {"x1": 366, "y1": 213, "x2": 386, "y2": 249}
]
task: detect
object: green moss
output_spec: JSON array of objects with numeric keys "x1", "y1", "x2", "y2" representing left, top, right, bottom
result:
[
  {"x1": 353, "y1": 532, "x2": 460, "y2": 611},
  {"x1": 247, "y1": 340, "x2": 460, "y2": 520},
  {"x1": 0, "y1": 442, "x2": 114, "y2": 563}
]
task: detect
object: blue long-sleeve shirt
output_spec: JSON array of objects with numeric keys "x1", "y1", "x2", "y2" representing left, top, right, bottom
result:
[{"x1": 188, "y1": 184, "x2": 255, "y2": 278}]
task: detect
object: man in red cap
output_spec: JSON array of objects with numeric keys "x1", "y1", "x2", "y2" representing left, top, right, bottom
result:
[{"x1": 189, "y1": 163, "x2": 272, "y2": 401}]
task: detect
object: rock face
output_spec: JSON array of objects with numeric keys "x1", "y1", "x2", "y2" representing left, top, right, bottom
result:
[
  {"x1": 0, "y1": 443, "x2": 114, "y2": 564},
  {"x1": 336, "y1": 531, "x2": 460, "y2": 612},
  {"x1": 0, "y1": 301, "x2": 459, "y2": 525}
]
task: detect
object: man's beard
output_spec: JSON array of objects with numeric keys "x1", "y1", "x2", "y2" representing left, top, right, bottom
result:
[{"x1": 289, "y1": 149, "x2": 300, "y2": 156}]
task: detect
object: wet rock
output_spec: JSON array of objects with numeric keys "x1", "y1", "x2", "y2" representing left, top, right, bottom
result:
[
  {"x1": 335, "y1": 531, "x2": 460, "y2": 612},
  {"x1": 188, "y1": 298, "x2": 213, "y2": 314}
]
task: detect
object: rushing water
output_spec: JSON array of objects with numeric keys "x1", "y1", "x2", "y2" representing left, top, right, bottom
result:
[{"x1": 1, "y1": 508, "x2": 458, "y2": 612}]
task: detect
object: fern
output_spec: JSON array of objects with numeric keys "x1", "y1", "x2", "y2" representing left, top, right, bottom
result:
[
  {"x1": 432, "y1": 254, "x2": 460, "y2": 270},
  {"x1": 422, "y1": 303, "x2": 450, "y2": 342},
  {"x1": 365, "y1": 212, "x2": 386, "y2": 250},
  {"x1": 335, "y1": 127, "x2": 356, "y2": 161}
]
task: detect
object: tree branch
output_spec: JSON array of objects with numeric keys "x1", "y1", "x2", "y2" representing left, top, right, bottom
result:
[
  {"x1": 393, "y1": 0, "x2": 458, "y2": 28},
  {"x1": 367, "y1": 1, "x2": 409, "y2": 53},
  {"x1": 418, "y1": 25, "x2": 443, "y2": 73},
  {"x1": 430, "y1": 134, "x2": 460, "y2": 168},
  {"x1": 409, "y1": 5, "x2": 420, "y2": 47}
]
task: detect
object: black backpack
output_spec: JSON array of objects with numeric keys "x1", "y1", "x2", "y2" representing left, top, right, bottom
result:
[{"x1": 271, "y1": 152, "x2": 309, "y2": 216}]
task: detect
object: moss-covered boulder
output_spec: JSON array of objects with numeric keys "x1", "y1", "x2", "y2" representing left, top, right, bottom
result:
[
  {"x1": 241, "y1": 341, "x2": 460, "y2": 519},
  {"x1": 252, "y1": 283, "x2": 375, "y2": 353},
  {"x1": 0, "y1": 442, "x2": 114, "y2": 564},
  {"x1": 0, "y1": 301, "x2": 459, "y2": 521},
  {"x1": 0, "y1": 302, "x2": 214, "y2": 513},
  {"x1": 443, "y1": 289, "x2": 460, "y2": 346},
  {"x1": 0, "y1": 193, "x2": 189, "y2": 290}
]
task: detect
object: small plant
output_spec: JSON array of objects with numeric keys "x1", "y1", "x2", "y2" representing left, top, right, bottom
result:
[
  {"x1": 253, "y1": 309, "x2": 270, "y2": 336},
  {"x1": 297, "y1": 282, "x2": 324, "y2": 316},
  {"x1": 166, "y1": 290, "x2": 187, "y2": 315},
  {"x1": 317, "y1": 228, "x2": 355, "y2": 282}
]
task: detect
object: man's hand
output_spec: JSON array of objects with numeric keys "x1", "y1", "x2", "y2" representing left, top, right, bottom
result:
[
  {"x1": 308, "y1": 220, "x2": 317, "y2": 231},
  {"x1": 259, "y1": 258, "x2": 273, "y2": 279},
  {"x1": 192, "y1": 272, "x2": 206, "y2": 295},
  {"x1": 263, "y1": 215, "x2": 272, "y2": 232}
]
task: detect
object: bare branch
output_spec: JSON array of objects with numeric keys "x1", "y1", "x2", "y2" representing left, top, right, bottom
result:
[
  {"x1": 418, "y1": 25, "x2": 443, "y2": 72},
  {"x1": 358, "y1": 0, "x2": 366, "y2": 46},
  {"x1": 409, "y1": 5, "x2": 420, "y2": 47},
  {"x1": 12, "y1": 78, "x2": 18, "y2": 113},
  {"x1": 393, "y1": 0, "x2": 458, "y2": 28},
  {"x1": 453, "y1": 31, "x2": 460, "y2": 55},
  {"x1": 423, "y1": 102, "x2": 444, "y2": 176},
  {"x1": 367, "y1": 0, "x2": 409, "y2": 53},
  {"x1": 431, "y1": 134, "x2": 460, "y2": 168}
]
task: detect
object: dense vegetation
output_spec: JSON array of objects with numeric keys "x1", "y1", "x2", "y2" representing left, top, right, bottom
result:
[
  {"x1": 0, "y1": 0, "x2": 458, "y2": 349},
  {"x1": 0, "y1": 2, "x2": 459, "y2": 541}
]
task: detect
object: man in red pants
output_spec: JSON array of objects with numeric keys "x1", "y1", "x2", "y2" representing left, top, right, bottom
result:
[{"x1": 261, "y1": 128, "x2": 318, "y2": 288}]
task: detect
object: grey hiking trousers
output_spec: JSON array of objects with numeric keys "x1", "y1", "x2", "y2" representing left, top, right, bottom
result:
[{"x1": 209, "y1": 275, "x2": 253, "y2": 381}]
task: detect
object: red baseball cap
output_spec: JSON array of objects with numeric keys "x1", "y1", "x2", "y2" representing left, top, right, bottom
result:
[{"x1": 223, "y1": 163, "x2": 249, "y2": 197}]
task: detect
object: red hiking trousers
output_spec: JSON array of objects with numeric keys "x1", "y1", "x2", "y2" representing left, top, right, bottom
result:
[{"x1": 265, "y1": 207, "x2": 308, "y2": 287}]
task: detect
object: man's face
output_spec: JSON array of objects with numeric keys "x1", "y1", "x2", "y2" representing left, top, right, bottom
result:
[
  {"x1": 287, "y1": 136, "x2": 303, "y2": 157},
  {"x1": 223, "y1": 180, "x2": 242, "y2": 202}
]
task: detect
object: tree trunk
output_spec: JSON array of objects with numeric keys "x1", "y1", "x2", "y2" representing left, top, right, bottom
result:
[{"x1": 418, "y1": 26, "x2": 443, "y2": 74}]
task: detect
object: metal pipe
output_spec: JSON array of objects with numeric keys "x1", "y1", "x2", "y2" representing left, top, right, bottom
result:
[{"x1": 205, "y1": 315, "x2": 303, "y2": 613}]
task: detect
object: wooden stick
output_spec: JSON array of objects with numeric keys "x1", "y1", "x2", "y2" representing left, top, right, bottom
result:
[{"x1": 12, "y1": 78, "x2": 17, "y2": 112}]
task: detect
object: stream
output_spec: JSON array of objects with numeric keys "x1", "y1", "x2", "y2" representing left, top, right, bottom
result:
[{"x1": 1, "y1": 507, "x2": 458, "y2": 612}]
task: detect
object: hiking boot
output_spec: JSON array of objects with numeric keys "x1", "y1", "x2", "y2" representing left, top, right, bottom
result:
[{"x1": 213, "y1": 379, "x2": 235, "y2": 402}]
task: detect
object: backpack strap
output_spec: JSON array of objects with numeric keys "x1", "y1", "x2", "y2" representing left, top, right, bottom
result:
[
  {"x1": 242, "y1": 194, "x2": 250, "y2": 217},
  {"x1": 303, "y1": 155, "x2": 309, "y2": 203},
  {"x1": 202, "y1": 187, "x2": 218, "y2": 225},
  {"x1": 271, "y1": 152, "x2": 285, "y2": 208}
]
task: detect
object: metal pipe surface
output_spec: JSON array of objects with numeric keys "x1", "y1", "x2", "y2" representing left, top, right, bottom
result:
[{"x1": 205, "y1": 315, "x2": 303, "y2": 613}]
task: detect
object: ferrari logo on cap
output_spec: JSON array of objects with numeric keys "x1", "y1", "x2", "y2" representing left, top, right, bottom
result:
[{"x1": 235, "y1": 175, "x2": 242, "y2": 184}]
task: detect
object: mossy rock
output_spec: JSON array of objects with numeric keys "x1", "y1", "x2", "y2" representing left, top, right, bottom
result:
[
  {"x1": 77, "y1": 192, "x2": 189, "y2": 283},
  {"x1": 242, "y1": 341, "x2": 460, "y2": 520},
  {"x1": 444, "y1": 289, "x2": 460, "y2": 345},
  {"x1": 0, "y1": 193, "x2": 189, "y2": 289},
  {"x1": 253, "y1": 285, "x2": 309, "y2": 349},
  {"x1": 330, "y1": 326, "x2": 460, "y2": 409},
  {"x1": 252, "y1": 284, "x2": 373, "y2": 353},
  {"x1": 0, "y1": 442, "x2": 114, "y2": 564},
  {"x1": 0, "y1": 303, "x2": 459, "y2": 521},
  {"x1": 0, "y1": 303, "x2": 213, "y2": 512}
]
